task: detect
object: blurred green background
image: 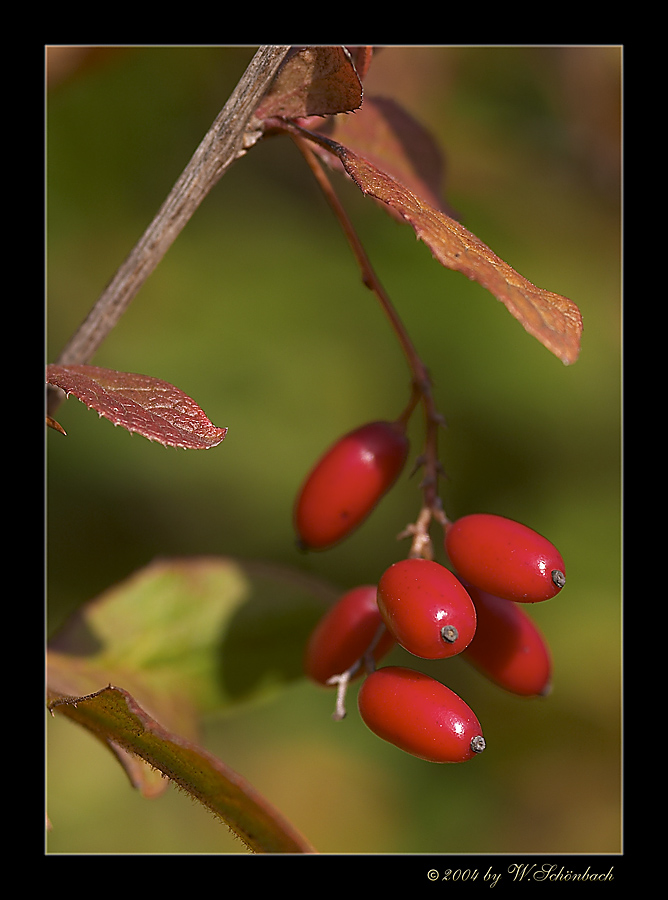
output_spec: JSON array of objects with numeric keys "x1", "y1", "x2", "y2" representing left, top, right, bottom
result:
[{"x1": 46, "y1": 46, "x2": 621, "y2": 854}]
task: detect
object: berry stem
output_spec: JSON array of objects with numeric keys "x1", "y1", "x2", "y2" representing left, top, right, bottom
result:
[
  {"x1": 293, "y1": 134, "x2": 424, "y2": 383},
  {"x1": 326, "y1": 670, "x2": 354, "y2": 721},
  {"x1": 325, "y1": 623, "x2": 389, "y2": 721},
  {"x1": 290, "y1": 130, "x2": 449, "y2": 557}
]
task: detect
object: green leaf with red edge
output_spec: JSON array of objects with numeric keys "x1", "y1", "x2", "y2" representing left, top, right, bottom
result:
[
  {"x1": 47, "y1": 556, "x2": 338, "y2": 845},
  {"x1": 47, "y1": 684, "x2": 316, "y2": 853},
  {"x1": 46, "y1": 364, "x2": 228, "y2": 448}
]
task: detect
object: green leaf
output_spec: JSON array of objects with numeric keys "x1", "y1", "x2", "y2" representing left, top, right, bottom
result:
[
  {"x1": 47, "y1": 556, "x2": 338, "y2": 848},
  {"x1": 47, "y1": 684, "x2": 316, "y2": 853},
  {"x1": 48, "y1": 556, "x2": 338, "y2": 719}
]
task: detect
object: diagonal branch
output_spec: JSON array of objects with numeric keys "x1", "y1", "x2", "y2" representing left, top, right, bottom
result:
[{"x1": 49, "y1": 46, "x2": 290, "y2": 415}]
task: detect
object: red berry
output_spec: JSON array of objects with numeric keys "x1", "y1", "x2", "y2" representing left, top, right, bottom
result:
[
  {"x1": 294, "y1": 420, "x2": 409, "y2": 550},
  {"x1": 444, "y1": 513, "x2": 566, "y2": 603},
  {"x1": 462, "y1": 582, "x2": 552, "y2": 696},
  {"x1": 357, "y1": 666, "x2": 486, "y2": 763},
  {"x1": 304, "y1": 585, "x2": 395, "y2": 686},
  {"x1": 376, "y1": 558, "x2": 477, "y2": 659}
]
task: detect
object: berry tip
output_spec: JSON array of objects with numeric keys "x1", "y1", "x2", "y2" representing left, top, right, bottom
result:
[
  {"x1": 551, "y1": 569, "x2": 566, "y2": 589},
  {"x1": 440, "y1": 624, "x2": 459, "y2": 644},
  {"x1": 470, "y1": 735, "x2": 486, "y2": 754}
]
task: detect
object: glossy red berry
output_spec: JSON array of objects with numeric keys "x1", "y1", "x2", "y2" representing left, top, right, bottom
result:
[
  {"x1": 304, "y1": 585, "x2": 395, "y2": 686},
  {"x1": 444, "y1": 513, "x2": 566, "y2": 603},
  {"x1": 376, "y1": 558, "x2": 477, "y2": 659},
  {"x1": 462, "y1": 582, "x2": 552, "y2": 696},
  {"x1": 357, "y1": 666, "x2": 486, "y2": 763},
  {"x1": 294, "y1": 420, "x2": 409, "y2": 550}
]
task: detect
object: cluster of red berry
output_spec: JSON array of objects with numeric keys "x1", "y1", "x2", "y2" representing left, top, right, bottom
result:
[{"x1": 296, "y1": 418, "x2": 565, "y2": 764}]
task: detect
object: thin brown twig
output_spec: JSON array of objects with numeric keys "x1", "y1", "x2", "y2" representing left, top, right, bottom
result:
[{"x1": 291, "y1": 134, "x2": 450, "y2": 555}]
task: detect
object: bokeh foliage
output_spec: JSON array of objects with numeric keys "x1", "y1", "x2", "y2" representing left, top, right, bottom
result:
[{"x1": 46, "y1": 46, "x2": 621, "y2": 854}]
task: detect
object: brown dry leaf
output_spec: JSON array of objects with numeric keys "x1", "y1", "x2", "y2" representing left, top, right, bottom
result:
[
  {"x1": 46, "y1": 415, "x2": 67, "y2": 435},
  {"x1": 311, "y1": 95, "x2": 455, "y2": 219},
  {"x1": 46, "y1": 364, "x2": 228, "y2": 448},
  {"x1": 346, "y1": 46, "x2": 374, "y2": 81},
  {"x1": 306, "y1": 130, "x2": 583, "y2": 365},
  {"x1": 254, "y1": 46, "x2": 363, "y2": 120}
]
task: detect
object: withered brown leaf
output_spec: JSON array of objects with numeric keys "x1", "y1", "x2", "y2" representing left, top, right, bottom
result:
[
  {"x1": 292, "y1": 123, "x2": 583, "y2": 365},
  {"x1": 310, "y1": 95, "x2": 455, "y2": 220},
  {"x1": 254, "y1": 46, "x2": 363, "y2": 121}
]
